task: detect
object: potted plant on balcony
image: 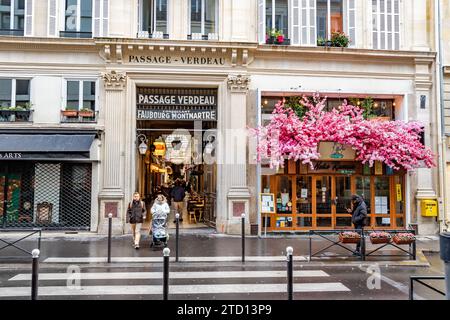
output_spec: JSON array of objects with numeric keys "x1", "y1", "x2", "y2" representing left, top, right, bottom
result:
[
  {"x1": 330, "y1": 31, "x2": 350, "y2": 48},
  {"x1": 266, "y1": 28, "x2": 285, "y2": 45},
  {"x1": 61, "y1": 109, "x2": 78, "y2": 118},
  {"x1": 78, "y1": 108, "x2": 95, "y2": 118}
]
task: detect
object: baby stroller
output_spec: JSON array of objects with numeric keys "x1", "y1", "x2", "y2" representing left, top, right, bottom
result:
[{"x1": 150, "y1": 210, "x2": 169, "y2": 248}]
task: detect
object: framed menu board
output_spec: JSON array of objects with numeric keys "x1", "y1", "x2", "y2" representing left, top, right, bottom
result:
[{"x1": 260, "y1": 193, "x2": 276, "y2": 214}]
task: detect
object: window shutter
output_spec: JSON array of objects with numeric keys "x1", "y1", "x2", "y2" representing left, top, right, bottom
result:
[
  {"x1": 294, "y1": 0, "x2": 316, "y2": 46},
  {"x1": 24, "y1": 0, "x2": 34, "y2": 36},
  {"x1": 48, "y1": 0, "x2": 58, "y2": 37},
  {"x1": 345, "y1": 0, "x2": 356, "y2": 47},
  {"x1": 93, "y1": 0, "x2": 101, "y2": 36},
  {"x1": 258, "y1": 0, "x2": 265, "y2": 44},
  {"x1": 102, "y1": 0, "x2": 109, "y2": 37},
  {"x1": 372, "y1": 0, "x2": 400, "y2": 50}
]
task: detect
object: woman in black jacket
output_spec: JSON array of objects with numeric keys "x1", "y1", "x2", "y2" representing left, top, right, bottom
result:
[{"x1": 347, "y1": 195, "x2": 368, "y2": 255}]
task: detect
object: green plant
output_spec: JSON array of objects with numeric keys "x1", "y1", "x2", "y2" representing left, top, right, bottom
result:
[
  {"x1": 330, "y1": 31, "x2": 350, "y2": 47},
  {"x1": 284, "y1": 96, "x2": 306, "y2": 118},
  {"x1": 79, "y1": 108, "x2": 94, "y2": 113},
  {"x1": 350, "y1": 97, "x2": 376, "y2": 119},
  {"x1": 317, "y1": 36, "x2": 326, "y2": 46},
  {"x1": 267, "y1": 28, "x2": 283, "y2": 38}
]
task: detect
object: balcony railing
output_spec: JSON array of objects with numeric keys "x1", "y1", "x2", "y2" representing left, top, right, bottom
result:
[
  {"x1": 59, "y1": 31, "x2": 93, "y2": 38},
  {"x1": 137, "y1": 31, "x2": 170, "y2": 39},
  {"x1": 0, "y1": 109, "x2": 33, "y2": 122},
  {"x1": 265, "y1": 37, "x2": 291, "y2": 45},
  {"x1": 61, "y1": 110, "x2": 98, "y2": 123},
  {"x1": 0, "y1": 29, "x2": 24, "y2": 36},
  {"x1": 187, "y1": 33, "x2": 219, "y2": 41}
]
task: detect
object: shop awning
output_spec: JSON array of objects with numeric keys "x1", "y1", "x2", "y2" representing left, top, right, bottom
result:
[{"x1": 0, "y1": 134, "x2": 96, "y2": 160}]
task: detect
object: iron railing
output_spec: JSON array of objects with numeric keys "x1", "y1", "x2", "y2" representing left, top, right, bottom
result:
[
  {"x1": 0, "y1": 29, "x2": 24, "y2": 36},
  {"x1": 0, "y1": 228, "x2": 41, "y2": 260},
  {"x1": 410, "y1": 276, "x2": 446, "y2": 300}
]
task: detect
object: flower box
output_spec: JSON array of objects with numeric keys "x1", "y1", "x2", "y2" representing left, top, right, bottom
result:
[
  {"x1": 339, "y1": 231, "x2": 361, "y2": 244},
  {"x1": 78, "y1": 110, "x2": 95, "y2": 118},
  {"x1": 61, "y1": 110, "x2": 78, "y2": 117},
  {"x1": 369, "y1": 232, "x2": 391, "y2": 244},
  {"x1": 393, "y1": 233, "x2": 415, "y2": 245}
]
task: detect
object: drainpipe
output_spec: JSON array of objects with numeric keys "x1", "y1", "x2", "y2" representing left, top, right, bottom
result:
[{"x1": 435, "y1": 0, "x2": 450, "y2": 232}]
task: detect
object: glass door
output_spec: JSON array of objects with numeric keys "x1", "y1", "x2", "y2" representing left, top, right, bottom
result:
[
  {"x1": 314, "y1": 176, "x2": 332, "y2": 228},
  {"x1": 335, "y1": 176, "x2": 353, "y2": 228}
]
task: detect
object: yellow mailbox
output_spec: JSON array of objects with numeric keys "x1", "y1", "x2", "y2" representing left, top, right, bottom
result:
[{"x1": 421, "y1": 200, "x2": 438, "y2": 217}]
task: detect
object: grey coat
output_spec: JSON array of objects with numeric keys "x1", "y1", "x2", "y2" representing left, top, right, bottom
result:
[{"x1": 351, "y1": 196, "x2": 368, "y2": 227}]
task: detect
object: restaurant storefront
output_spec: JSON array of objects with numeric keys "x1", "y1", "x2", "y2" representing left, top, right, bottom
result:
[{"x1": 260, "y1": 158, "x2": 406, "y2": 231}]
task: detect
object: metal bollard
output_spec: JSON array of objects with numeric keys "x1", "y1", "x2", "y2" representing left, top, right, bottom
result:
[
  {"x1": 31, "y1": 249, "x2": 40, "y2": 300},
  {"x1": 286, "y1": 246, "x2": 293, "y2": 300},
  {"x1": 108, "y1": 213, "x2": 113, "y2": 263},
  {"x1": 440, "y1": 232, "x2": 450, "y2": 300},
  {"x1": 175, "y1": 213, "x2": 180, "y2": 262},
  {"x1": 163, "y1": 247, "x2": 170, "y2": 300},
  {"x1": 241, "y1": 213, "x2": 245, "y2": 263}
]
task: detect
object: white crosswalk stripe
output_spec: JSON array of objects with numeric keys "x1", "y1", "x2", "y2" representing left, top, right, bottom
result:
[
  {"x1": 43, "y1": 256, "x2": 309, "y2": 263},
  {"x1": 0, "y1": 258, "x2": 350, "y2": 298}
]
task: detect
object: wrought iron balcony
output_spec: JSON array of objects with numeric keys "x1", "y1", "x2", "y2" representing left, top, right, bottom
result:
[
  {"x1": 59, "y1": 31, "x2": 93, "y2": 38},
  {"x1": 0, "y1": 109, "x2": 33, "y2": 122},
  {"x1": 61, "y1": 110, "x2": 98, "y2": 123},
  {"x1": 0, "y1": 29, "x2": 24, "y2": 36}
]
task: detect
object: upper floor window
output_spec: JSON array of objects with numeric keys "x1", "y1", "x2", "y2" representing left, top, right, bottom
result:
[
  {"x1": 0, "y1": 0, "x2": 33, "y2": 36},
  {"x1": 0, "y1": 78, "x2": 30, "y2": 108},
  {"x1": 138, "y1": 0, "x2": 168, "y2": 39},
  {"x1": 259, "y1": 0, "x2": 356, "y2": 47},
  {"x1": 188, "y1": 0, "x2": 218, "y2": 40},
  {"x1": 62, "y1": 79, "x2": 97, "y2": 122},
  {"x1": 372, "y1": 0, "x2": 400, "y2": 50},
  {"x1": 48, "y1": 0, "x2": 108, "y2": 38}
]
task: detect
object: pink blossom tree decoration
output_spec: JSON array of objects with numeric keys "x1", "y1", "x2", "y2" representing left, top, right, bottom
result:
[{"x1": 250, "y1": 94, "x2": 435, "y2": 171}]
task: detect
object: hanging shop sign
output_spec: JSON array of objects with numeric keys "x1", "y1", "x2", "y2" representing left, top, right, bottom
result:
[
  {"x1": 0, "y1": 152, "x2": 22, "y2": 159},
  {"x1": 137, "y1": 109, "x2": 217, "y2": 121},
  {"x1": 307, "y1": 162, "x2": 362, "y2": 175},
  {"x1": 318, "y1": 142, "x2": 356, "y2": 161}
]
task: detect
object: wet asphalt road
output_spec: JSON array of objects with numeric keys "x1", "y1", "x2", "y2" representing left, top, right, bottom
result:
[{"x1": 0, "y1": 232, "x2": 446, "y2": 300}]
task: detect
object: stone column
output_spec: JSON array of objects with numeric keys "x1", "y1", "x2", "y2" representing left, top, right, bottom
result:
[
  {"x1": 414, "y1": 58, "x2": 439, "y2": 234},
  {"x1": 98, "y1": 70, "x2": 127, "y2": 235},
  {"x1": 412, "y1": 0, "x2": 430, "y2": 51},
  {"x1": 222, "y1": 75, "x2": 251, "y2": 234}
]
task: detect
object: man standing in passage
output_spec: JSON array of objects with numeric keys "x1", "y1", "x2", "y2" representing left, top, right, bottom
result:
[{"x1": 171, "y1": 179, "x2": 187, "y2": 223}]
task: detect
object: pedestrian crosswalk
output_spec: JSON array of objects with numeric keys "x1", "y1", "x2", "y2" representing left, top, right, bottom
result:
[{"x1": 0, "y1": 257, "x2": 351, "y2": 299}]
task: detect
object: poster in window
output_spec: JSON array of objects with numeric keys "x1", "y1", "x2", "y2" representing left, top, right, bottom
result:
[
  {"x1": 396, "y1": 184, "x2": 402, "y2": 202},
  {"x1": 375, "y1": 196, "x2": 388, "y2": 214},
  {"x1": 374, "y1": 161, "x2": 383, "y2": 175},
  {"x1": 260, "y1": 193, "x2": 275, "y2": 214}
]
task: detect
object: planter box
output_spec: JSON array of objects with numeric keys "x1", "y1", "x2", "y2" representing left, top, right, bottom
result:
[
  {"x1": 79, "y1": 111, "x2": 94, "y2": 118},
  {"x1": 0, "y1": 109, "x2": 31, "y2": 122},
  {"x1": 339, "y1": 232, "x2": 361, "y2": 244},
  {"x1": 62, "y1": 110, "x2": 78, "y2": 117},
  {"x1": 393, "y1": 235, "x2": 415, "y2": 245}
]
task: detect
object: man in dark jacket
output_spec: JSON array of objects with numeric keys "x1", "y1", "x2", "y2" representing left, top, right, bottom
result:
[
  {"x1": 171, "y1": 179, "x2": 187, "y2": 222},
  {"x1": 347, "y1": 195, "x2": 368, "y2": 255},
  {"x1": 127, "y1": 192, "x2": 147, "y2": 249}
]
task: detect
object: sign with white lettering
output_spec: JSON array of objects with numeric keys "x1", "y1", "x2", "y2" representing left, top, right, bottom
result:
[
  {"x1": 128, "y1": 55, "x2": 226, "y2": 66},
  {"x1": 0, "y1": 152, "x2": 22, "y2": 159},
  {"x1": 137, "y1": 109, "x2": 217, "y2": 121},
  {"x1": 137, "y1": 94, "x2": 216, "y2": 106}
]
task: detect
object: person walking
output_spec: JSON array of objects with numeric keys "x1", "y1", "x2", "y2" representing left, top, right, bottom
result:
[
  {"x1": 150, "y1": 194, "x2": 170, "y2": 234},
  {"x1": 171, "y1": 179, "x2": 187, "y2": 223},
  {"x1": 127, "y1": 192, "x2": 147, "y2": 249},
  {"x1": 347, "y1": 195, "x2": 368, "y2": 256}
]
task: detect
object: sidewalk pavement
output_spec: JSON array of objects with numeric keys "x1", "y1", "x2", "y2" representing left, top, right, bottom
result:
[{"x1": 0, "y1": 228, "x2": 440, "y2": 267}]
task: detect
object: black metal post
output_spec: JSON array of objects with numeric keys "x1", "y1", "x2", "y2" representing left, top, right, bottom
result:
[
  {"x1": 409, "y1": 277, "x2": 414, "y2": 300},
  {"x1": 286, "y1": 246, "x2": 293, "y2": 300},
  {"x1": 241, "y1": 214, "x2": 245, "y2": 263},
  {"x1": 360, "y1": 228, "x2": 366, "y2": 261},
  {"x1": 412, "y1": 229, "x2": 417, "y2": 260},
  {"x1": 175, "y1": 213, "x2": 179, "y2": 262},
  {"x1": 309, "y1": 231, "x2": 312, "y2": 262},
  {"x1": 31, "y1": 249, "x2": 40, "y2": 300},
  {"x1": 439, "y1": 232, "x2": 450, "y2": 300},
  {"x1": 107, "y1": 213, "x2": 112, "y2": 263},
  {"x1": 163, "y1": 248, "x2": 170, "y2": 300}
]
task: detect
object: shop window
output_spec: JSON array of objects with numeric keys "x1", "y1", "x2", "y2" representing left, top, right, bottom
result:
[
  {"x1": 297, "y1": 216, "x2": 313, "y2": 227},
  {"x1": 336, "y1": 216, "x2": 352, "y2": 227},
  {"x1": 355, "y1": 176, "x2": 371, "y2": 214},
  {"x1": 189, "y1": 0, "x2": 218, "y2": 40},
  {"x1": 372, "y1": 0, "x2": 400, "y2": 50},
  {"x1": 65, "y1": 80, "x2": 96, "y2": 111},
  {"x1": 296, "y1": 176, "x2": 312, "y2": 214},
  {"x1": 374, "y1": 177, "x2": 390, "y2": 215},
  {"x1": 276, "y1": 216, "x2": 293, "y2": 228},
  {"x1": 0, "y1": 78, "x2": 30, "y2": 108},
  {"x1": 139, "y1": 0, "x2": 168, "y2": 38},
  {"x1": 394, "y1": 176, "x2": 404, "y2": 214},
  {"x1": 262, "y1": 216, "x2": 271, "y2": 228},
  {"x1": 396, "y1": 216, "x2": 404, "y2": 228},
  {"x1": 276, "y1": 176, "x2": 292, "y2": 214},
  {"x1": 375, "y1": 216, "x2": 391, "y2": 227},
  {"x1": 335, "y1": 176, "x2": 351, "y2": 214},
  {"x1": 316, "y1": 176, "x2": 331, "y2": 214},
  {"x1": 316, "y1": 216, "x2": 332, "y2": 227}
]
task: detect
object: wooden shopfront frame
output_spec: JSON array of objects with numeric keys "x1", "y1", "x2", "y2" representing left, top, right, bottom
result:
[{"x1": 261, "y1": 160, "x2": 406, "y2": 232}]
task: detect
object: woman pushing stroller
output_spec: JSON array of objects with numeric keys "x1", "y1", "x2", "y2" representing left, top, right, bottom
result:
[{"x1": 150, "y1": 194, "x2": 170, "y2": 247}]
